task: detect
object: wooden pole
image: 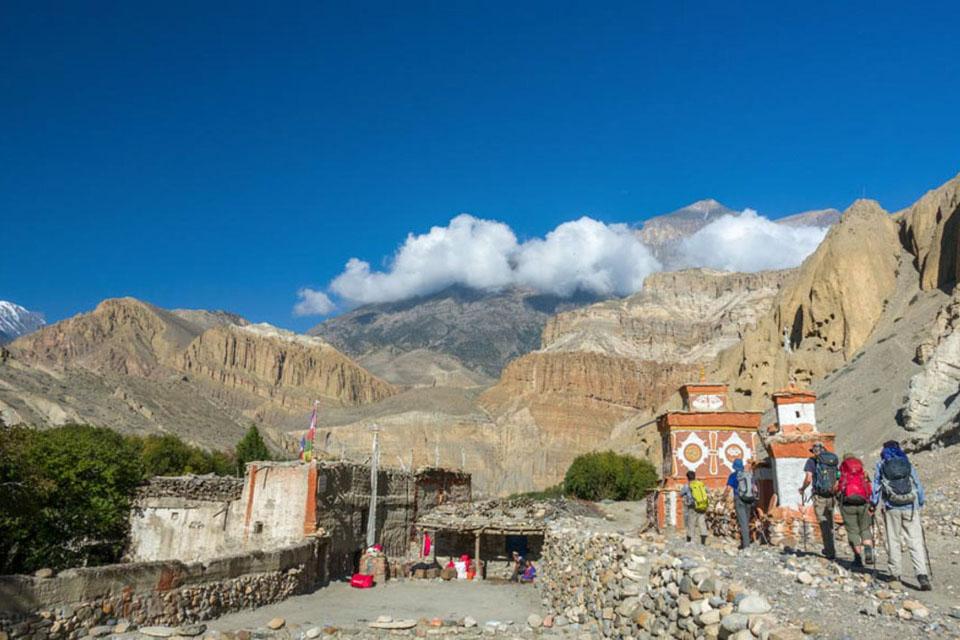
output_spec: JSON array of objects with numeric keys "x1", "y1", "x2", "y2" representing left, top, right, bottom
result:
[
  {"x1": 474, "y1": 530, "x2": 482, "y2": 580},
  {"x1": 365, "y1": 425, "x2": 380, "y2": 548}
]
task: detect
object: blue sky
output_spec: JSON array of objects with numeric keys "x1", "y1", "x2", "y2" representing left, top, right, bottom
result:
[{"x1": 2, "y1": 1, "x2": 959, "y2": 330}]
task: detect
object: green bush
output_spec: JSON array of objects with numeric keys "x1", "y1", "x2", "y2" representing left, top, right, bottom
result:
[
  {"x1": 133, "y1": 434, "x2": 235, "y2": 477},
  {"x1": 563, "y1": 451, "x2": 658, "y2": 501}
]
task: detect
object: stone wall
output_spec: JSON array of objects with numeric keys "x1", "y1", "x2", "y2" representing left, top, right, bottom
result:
[
  {"x1": 314, "y1": 462, "x2": 417, "y2": 577},
  {"x1": 129, "y1": 462, "x2": 471, "y2": 573},
  {"x1": 537, "y1": 524, "x2": 800, "y2": 639},
  {"x1": 0, "y1": 540, "x2": 325, "y2": 640},
  {"x1": 135, "y1": 476, "x2": 244, "y2": 502}
]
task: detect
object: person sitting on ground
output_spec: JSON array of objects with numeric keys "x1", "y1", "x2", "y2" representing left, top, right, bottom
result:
[
  {"x1": 837, "y1": 452, "x2": 875, "y2": 568},
  {"x1": 723, "y1": 458, "x2": 757, "y2": 550},
  {"x1": 871, "y1": 440, "x2": 931, "y2": 591},
  {"x1": 680, "y1": 469, "x2": 709, "y2": 545},
  {"x1": 798, "y1": 443, "x2": 840, "y2": 560},
  {"x1": 509, "y1": 551, "x2": 523, "y2": 582},
  {"x1": 520, "y1": 560, "x2": 537, "y2": 583},
  {"x1": 454, "y1": 553, "x2": 469, "y2": 580}
]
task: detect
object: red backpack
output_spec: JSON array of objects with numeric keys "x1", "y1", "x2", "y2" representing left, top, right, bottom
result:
[{"x1": 838, "y1": 457, "x2": 871, "y2": 505}]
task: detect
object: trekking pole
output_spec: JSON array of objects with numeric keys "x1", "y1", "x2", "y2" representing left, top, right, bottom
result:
[
  {"x1": 919, "y1": 510, "x2": 934, "y2": 580},
  {"x1": 800, "y1": 492, "x2": 809, "y2": 553}
]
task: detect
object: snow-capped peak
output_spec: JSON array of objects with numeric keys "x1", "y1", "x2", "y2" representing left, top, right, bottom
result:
[{"x1": 0, "y1": 300, "x2": 46, "y2": 344}]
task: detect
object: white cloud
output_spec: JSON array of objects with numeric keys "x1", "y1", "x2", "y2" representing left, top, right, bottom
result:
[
  {"x1": 293, "y1": 288, "x2": 336, "y2": 317},
  {"x1": 293, "y1": 207, "x2": 829, "y2": 314},
  {"x1": 321, "y1": 214, "x2": 662, "y2": 306},
  {"x1": 514, "y1": 217, "x2": 661, "y2": 297},
  {"x1": 329, "y1": 214, "x2": 519, "y2": 304},
  {"x1": 676, "y1": 209, "x2": 828, "y2": 272}
]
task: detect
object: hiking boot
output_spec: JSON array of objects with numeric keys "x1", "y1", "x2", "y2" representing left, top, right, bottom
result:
[
  {"x1": 917, "y1": 575, "x2": 932, "y2": 591},
  {"x1": 853, "y1": 554, "x2": 863, "y2": 568},
  {"x1": 863, "y1": 546, "x2": 875, "y2": 565},
  {"x1": 700, "y1": 535, "x2": 707, "y2": 546},
  {"x1": 877, "y1": 573, "x2": 899, "y2": 584}
]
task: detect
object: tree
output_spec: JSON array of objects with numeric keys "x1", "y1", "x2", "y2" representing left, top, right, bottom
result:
[
  {"x1": 234, "y1": 424, "x2": 271, "y2": 473},
  {"x1": 0, "y1": 425, "x2": 40, "y2": 573},
  {"x1": 20, "y1": 424, "x2": 144, "y2": 571},
  {"x1": 134, "y1": 434, "x2": 235, "y2": 476},
  {"x1": 563, "y1": 451, "x2": 658, "y2": 501}
]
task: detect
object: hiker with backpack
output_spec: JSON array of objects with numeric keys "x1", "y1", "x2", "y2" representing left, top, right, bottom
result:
[
  {"x1": 798, "y1": 443, "x2": 839, "y2": 559},
  {"x1": 680, "y1": 470, "x2": 709, "y2": 545},
  {"x1": 871, "y1": 440, "x2": 931, "y2": 591},
  {"x1": 723, "y1": 458, "x2": 757, "y2": 550},
  {"x1": 837, "y1": 453, "x2": 875, "y2": 568}
]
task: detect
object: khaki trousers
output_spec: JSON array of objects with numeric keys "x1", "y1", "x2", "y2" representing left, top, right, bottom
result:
[
  {"x1": 883, "y1": 508, "x2": 928, "y2": 578},
  {"x1": 683, "y1": 506, "x2": 707, "y2": 538},
  {"x1": 813, "y1": 495, "x2": 836, "y2": 556}
]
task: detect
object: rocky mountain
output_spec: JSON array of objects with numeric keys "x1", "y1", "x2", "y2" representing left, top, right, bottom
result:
[
  {"x1": 309, "y1": 285, "x2": 601, "y2": 380},
  {"x1": 476, "y1": 268, "x2": 791, "y2": 492},
  {"x1": 700, "y1": 172, "x2": 960, "y2": 456},
  {"x1": 0, "y1": 301, "x2": 45, "y2": 344},
  {"x1": 0, "y1": 297, "x2": 395, "y2": 448},
  {"x1": 635, "y1": 200, "x2": 839, "y2": 266},
  {"x1": 635, "y1": 199, "x2": 736, "y2": 262},
  {"x1": 777, "y1": 208, "x2": 842, "y2": 228}
]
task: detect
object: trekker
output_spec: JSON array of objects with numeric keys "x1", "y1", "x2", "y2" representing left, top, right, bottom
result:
[
  {"x1": 798, "y1": 443, "x2": 839, "y2": 560},
  {"x1": 680, "y1": 470, "x2": 709, "y2": 544},
  {"x1": 837, "y1": 453, "x2": 874, "y2": 567},
  {"x1": 723, "y1": 458, "x2": 757, "y2": 550},
  {"x1": 871, "y1": 440, "x2": 931, "y2": 591}
]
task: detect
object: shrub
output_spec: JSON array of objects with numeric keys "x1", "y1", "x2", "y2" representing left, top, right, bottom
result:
[
  {"x1": 133, "y1": 434, "x2": 235, "y2": 476},
  {"x1": 563, "y1": 451, "x2": 658, "y2": 501}
]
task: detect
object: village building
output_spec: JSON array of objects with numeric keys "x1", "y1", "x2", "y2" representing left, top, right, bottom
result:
[
  {"x1": 128, "y1": 460, "x2": 471, "y2": 579},
  {"x1": 654, "y1": 382, "x2": 763, "y2": 530}
]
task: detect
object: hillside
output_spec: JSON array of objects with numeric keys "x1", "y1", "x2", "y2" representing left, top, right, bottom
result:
[
  {"x1": 0, "y1": 301, "x2": 45, "y2": 344},
  {"x1": 707, "y1": 173, "x2": 960, "y2": 455},
  {"x1": 477, "y1": 269, "x2": 791, "y2": 492},
  {"x1": 0, "y1": 298, "x2": 395, "y2": 449},
  {"x1": 309, "y1": 285, "x2": 601, "y2": 379}
]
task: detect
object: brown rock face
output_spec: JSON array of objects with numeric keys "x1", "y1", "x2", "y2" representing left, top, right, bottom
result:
[
  {"x1": 716, "y1": 199, "x2": 900, "y2": 403},
  {"x1": 900, "y1": 172, "x2": 960, "y2": 291},
  {"x1": 1, "y1": 298, "x2": 395, "y2": 449},
  {"x1": 479, "y1": 269, "x2": 788, "y2": 491},
  {"x1": 182, "y1": 324, "x2": 396, "y2": 410},
  {"x1": 11, "y1": 297, "x2": 201, "y2": 377}
]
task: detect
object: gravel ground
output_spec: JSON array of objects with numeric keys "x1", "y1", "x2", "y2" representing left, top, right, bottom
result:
[{"x1": 206, "y1": 580, "x2": 545, "y2": 631}]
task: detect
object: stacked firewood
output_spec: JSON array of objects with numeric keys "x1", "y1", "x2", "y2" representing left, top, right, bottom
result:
[
  {"x1": 703, "y1": 490, "x2": 774, "y2": 543},
  {"x1": 704, "y1": 490, "x2": 739, "y2": 539}
]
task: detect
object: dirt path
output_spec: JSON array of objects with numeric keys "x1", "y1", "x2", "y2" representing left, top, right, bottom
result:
[{"x1": 207, "y1": 580, "x2": 544, "y2": 631}]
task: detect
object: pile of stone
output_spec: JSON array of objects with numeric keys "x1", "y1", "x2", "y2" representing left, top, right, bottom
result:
[
  {"x1": 416, "y1": 496, "x2": 596, "y2": 532},
  {"x1": 538, "y1": 523, "x2": 803, "y2": 639},
  {"x1": 135, "y1": 475, "x2": 244, "y2": 502}
]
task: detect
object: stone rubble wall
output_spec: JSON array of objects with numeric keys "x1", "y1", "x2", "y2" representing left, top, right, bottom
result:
[
  {"x1": 135, "y1": 475, "x2": 245, "y2": 502},
  {"x1": 0, "y1": 540, "x2": 326, "y2": 640},
  {"x1": 538, "y1": 524, "x2": 801, "y2": 639}
]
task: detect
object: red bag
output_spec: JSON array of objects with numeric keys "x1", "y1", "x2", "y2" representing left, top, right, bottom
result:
[
  {"x1": 350, "y1": 573, "x2": 374, "y2": 588},
  {"x1": 838, "y1": 458, "x2": 871, "y2": 505}
]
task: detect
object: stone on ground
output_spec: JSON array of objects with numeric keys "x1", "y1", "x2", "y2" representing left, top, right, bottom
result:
[
  {"x1": 266, "y1": 617, "x2": 285, "y2": 630},
  {"x1": 526, "y1": 614, "x2": 543, "y2": 628},
  {"x1": 736, "y1": 594, "x2": 771, "y2": 614},
  {"x1": 140, "y1": 626, "x2": 178, "y2": 638}
]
